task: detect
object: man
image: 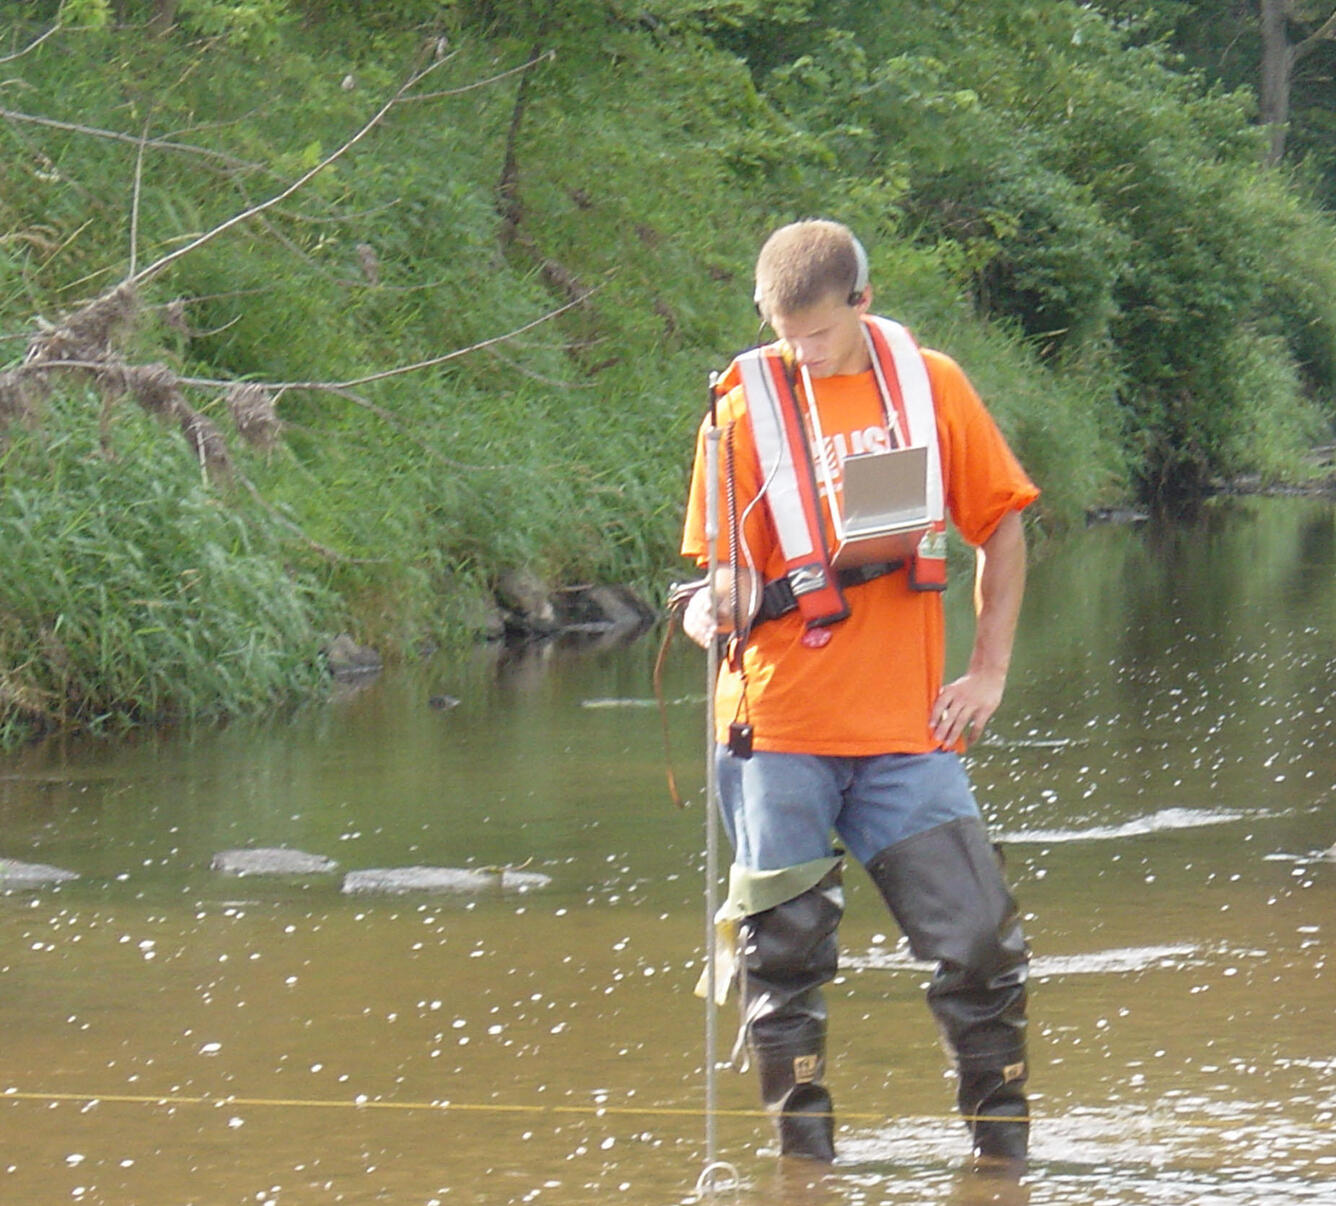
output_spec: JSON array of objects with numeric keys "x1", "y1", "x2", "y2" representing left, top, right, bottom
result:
[{"x1": 680, "y1": 220, "x2": 1037, "y2": 1169}]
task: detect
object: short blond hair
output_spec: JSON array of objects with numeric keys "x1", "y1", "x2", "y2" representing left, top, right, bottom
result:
[{"x1": 754, "y1": 220, "x2": 865, "y2": 319}]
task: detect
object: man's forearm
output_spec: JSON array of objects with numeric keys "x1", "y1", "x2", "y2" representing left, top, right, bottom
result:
[{"x1": 969, "y1": 509, "x2": 1027, "y2": 681}]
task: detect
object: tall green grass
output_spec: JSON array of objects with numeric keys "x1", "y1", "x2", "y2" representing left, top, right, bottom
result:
[{"x1": 0, "y1": 392, "x2": 337, "y2": 742}]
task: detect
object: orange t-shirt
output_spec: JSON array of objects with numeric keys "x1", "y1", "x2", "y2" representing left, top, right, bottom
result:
[{"x1": 681, "y1": 345, "x2": 1039, "y2": 756}]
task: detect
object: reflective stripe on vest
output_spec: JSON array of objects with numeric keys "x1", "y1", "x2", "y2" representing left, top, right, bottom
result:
[
  {"x1": 735, "y1": 349, "x2": 850, "y2": 627},
  {"x1": 732, "y1": 316, "x2": 946, "y2": 628},
  {"x1": 863, "y1": 316, "x2": 946, "y2": 590}
]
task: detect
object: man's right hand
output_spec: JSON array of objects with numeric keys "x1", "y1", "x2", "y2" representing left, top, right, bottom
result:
[
  {"x1": 679, "y1": 567, "x2": 762, "y2": 648},
  {"x1": 682, "y1": 586, "x2": 717, "y2": 647}
]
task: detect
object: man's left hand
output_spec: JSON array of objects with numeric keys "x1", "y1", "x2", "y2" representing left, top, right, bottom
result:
[{"x1": 931, "y1": 669, "x2": 1006, "y2": 749}]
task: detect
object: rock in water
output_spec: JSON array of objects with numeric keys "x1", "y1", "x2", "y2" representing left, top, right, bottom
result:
[
  {"x1": 323, "y1": 634, "x2": 383, "y2": 681},
  {"x1": 340, "y1": 865, "x2": 551, "y2": 895},
  {"x1": 211, "y1": 848, "x2": 338, "y2": 876},
  {"x1": 0, "y1": 858, "x2": 79, "y2": 890}
]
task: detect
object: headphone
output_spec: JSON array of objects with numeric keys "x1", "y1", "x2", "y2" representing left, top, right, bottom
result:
[{"x1": 754, "y1": 232, "x2": 870, "y2": 318}]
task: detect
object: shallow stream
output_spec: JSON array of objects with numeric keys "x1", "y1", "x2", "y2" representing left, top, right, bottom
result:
[{"x1": 0, "y1": 496, "x2": 1332, "y2": 1204}]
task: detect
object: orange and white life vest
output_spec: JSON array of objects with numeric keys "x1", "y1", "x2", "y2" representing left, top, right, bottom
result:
[{"x1": 722, "y1": 315, "x2": 947, "y2": 631}]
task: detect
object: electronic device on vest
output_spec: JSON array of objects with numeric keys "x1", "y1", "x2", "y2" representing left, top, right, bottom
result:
[{"x1": 830, "y1": 445, "x2": 931, "y2": 570}]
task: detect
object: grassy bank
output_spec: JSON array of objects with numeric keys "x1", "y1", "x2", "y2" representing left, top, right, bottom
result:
[{"x1": 0, "y1": 3, "x2": 1331, "y2": 740}]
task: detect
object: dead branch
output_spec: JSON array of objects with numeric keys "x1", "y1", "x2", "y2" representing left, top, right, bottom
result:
[
  {"x1": 0, "y1": 105, "x2": 262, "y2": 170},
  {"x1": 0, "y1": 23, "x2": 63, "y2": 67},
  {"x1": 5, "y1": 295, "x2": 588, "y2": 401},
  {"x1": 0, "y1": 290, "x2": 586, "y2": 476},
  {"x1": 225, "y1": 382, "x2": 280, "y2": 451},
  {"x1": 176, "y1": 291, "x2": 590, "y2": 392},
  {"x1": 127, "y1": 54, "x2": 454, "y2": 288},
  {"x1": 26, "y1": 280, "x2": 141, "y2": 367},
  {"x1": 179, "y1": 406, "x2": 231, "y2": 481},
  {"x1": 484, "y1": 344, "x2": 595, "y2": 391},
  {"x1": 1293, "y1": 8, "x2": 1336, "y2": 63},
  {"x1": 399, "y1": 49, "x2": 555, "y2": 103},
  {"x1": 0, "y1": 43, "x2": 575, "y2": 551},
  {"x1": 129, "y1": 122, "x2": 150, "y2": 278}
]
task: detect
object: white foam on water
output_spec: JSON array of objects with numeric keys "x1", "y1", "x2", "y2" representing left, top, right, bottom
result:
[
  {"x1": 1263, "y1": 846, "x2": 1336, "y2": 864},
  {"x1": 836, "y1": 1106, "x2": 1336, "y2": 1204},
  {"x1": 998, "y1": 807, "x2": 1245, "y2": 844},
  {"x1": 846, "y1": 943, "x2": 1203, "y2": 976},
  {"x1": 1031, "y1": 944, "x2": 1201, "y2": 976}
]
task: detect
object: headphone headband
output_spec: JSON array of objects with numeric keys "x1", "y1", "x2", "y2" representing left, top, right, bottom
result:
[{"x1": 849, "y1": 234, "x2": 869, "y2": 299}]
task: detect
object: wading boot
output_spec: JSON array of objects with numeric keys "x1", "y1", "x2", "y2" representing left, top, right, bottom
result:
[
  {"x1": 960, "y1": 1060, "x2": 1029, "y2": 1174},
  {"x1": 865, "y1": 817, "x2": 1030, "y2": 1169},
  {"x1": 739, "y1": 864, "x2": 843, "y2": 1162}
]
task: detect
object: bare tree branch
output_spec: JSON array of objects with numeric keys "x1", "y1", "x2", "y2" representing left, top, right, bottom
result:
[
  {"x1": 129, "y1": 122, "x2": 150, "y2": 279},
  {"x1": 0, "y1": 105, "x2": 262, "y2": 170},
  {"x1": 0, "y1": 22, "x2": 63, "y2": 66},
  {"x1": 272, "y1": 384, "x2": 507, "y2": 473},
  {"x1": 398, "y1": 49, "x2": 556, "y2": 103},
  {"x1": 484, "y1": 343, "x2": 594, "y2": 391},
  {"x1": 176, "y1": 293, "x2": 591, "y2": 392},
  {"x1": 127, "y1": 55, "x2": 454, "y2": 288},
  {"x1": 9, "y1": 294, "x2": 591, "y2": 445},
  {"x1": 1292, "y1": 7, "x2": 1336, "y2": 63}
]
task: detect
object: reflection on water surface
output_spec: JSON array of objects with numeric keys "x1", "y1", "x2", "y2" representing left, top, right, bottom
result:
[{"x1": 0, "y1": 497, "x2": 1331, "y2": 1204}]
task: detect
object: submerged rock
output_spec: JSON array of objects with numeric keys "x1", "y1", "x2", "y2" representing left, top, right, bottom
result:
[
  {"x1": 0, "y1": 857, "x2": 79, "y2": 890},
  {"x1": 493, "y1": 572, "x2": 655, "y2": 643},
  {"x1": 211, "y1": 848, "x2": 339, "y2": 876},
  {"x1": 340, "y1": 865, "x2": 552, "y2": 895},
  {"x1": 496, "y1": 568, "x2": 559, "y2": 636},
  {"x1": 323, "y1": 633, "x2": 383, "y2": 681},
  {"x1": 552, "y1": 584, "x2": 656, "y2": 635}
]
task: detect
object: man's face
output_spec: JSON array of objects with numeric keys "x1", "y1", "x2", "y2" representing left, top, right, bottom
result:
[{"x1": 768, "y1": 289, "x2": 872, "y2": 379}]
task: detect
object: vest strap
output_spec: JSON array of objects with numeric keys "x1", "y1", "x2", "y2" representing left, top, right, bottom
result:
[{"x1": 756, "y1": 559, "x2": 905, "y2": 624}]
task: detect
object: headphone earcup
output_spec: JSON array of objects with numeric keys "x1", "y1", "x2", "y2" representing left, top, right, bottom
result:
[{"x1": 847, "y1": 234, "x2": 869, "y2": 305}]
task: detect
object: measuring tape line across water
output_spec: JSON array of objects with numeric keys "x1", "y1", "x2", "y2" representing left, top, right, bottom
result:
[{"x1": 3, "y1": 1087, "x2": 1028, "y2": 1125}]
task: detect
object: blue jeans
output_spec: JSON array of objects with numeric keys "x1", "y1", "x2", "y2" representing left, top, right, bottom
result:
[{"x1": 715, "y1": 747, "x2": 981, "y2": 870}]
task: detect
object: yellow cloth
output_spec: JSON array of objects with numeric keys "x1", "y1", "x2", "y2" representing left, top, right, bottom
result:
[{"x1": 693, "y1": 856, "x2": 841, "y2": 1004}]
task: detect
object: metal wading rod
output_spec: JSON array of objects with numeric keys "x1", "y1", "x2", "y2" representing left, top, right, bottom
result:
[
  {"x1": 697, "y1": 372, "x2": 742, "y2": 1198},
  {"x1": 702, "y1": 371, "x2": 723, "y2": 1178}
]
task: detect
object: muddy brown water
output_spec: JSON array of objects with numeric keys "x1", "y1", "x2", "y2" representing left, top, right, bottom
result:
[{"x1": 0, "y1": 496, "x2": 1331, "y2": 1205}]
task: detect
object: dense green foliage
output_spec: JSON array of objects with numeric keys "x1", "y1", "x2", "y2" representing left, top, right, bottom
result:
[
  {"x1": 697, "y1": 0, "x2": 1336, "y2": 496},
  {"x1": 1092, "y1": 0, "x2": 1336, "y2": 202},
  {"x1": 0, "y1": 0, "x2": 1333, "y2": 737}
]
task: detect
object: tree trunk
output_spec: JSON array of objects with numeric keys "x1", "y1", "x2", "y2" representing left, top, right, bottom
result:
[
  {"x1": 148, "y1": 0, "x2": 179, "y2": 36},
  {"x1": 1259, "y1": 0, "x2": 1292, "y2": 165}
]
